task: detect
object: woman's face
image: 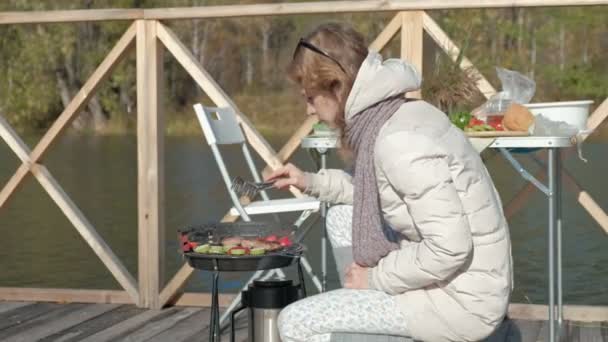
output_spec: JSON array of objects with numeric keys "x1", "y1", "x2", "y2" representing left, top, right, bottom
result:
[{"x1": 303, "y1": 90, "x2": 340, "y2": 128}]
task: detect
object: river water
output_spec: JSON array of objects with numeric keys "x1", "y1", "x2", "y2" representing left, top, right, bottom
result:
[{"x1": 0, "y1": 133, "x2": 606, "y2": 305}]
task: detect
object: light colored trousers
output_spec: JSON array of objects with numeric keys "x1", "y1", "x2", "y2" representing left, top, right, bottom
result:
[{"x1": 278, "y1": 205, "x2": 412, "y2": 342}]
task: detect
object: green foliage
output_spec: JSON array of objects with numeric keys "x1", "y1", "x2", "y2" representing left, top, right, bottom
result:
[{"x1": 0, "y1": 2, "x2": 605, "y2": 135}]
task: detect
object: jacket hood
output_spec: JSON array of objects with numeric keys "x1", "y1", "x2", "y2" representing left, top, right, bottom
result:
[{"x1": 344, "y1": 51, "x2": 422, "y2": 123}]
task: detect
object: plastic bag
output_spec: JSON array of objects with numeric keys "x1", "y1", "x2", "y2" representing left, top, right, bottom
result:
[
  {"x1": 474, "y1": 67, "x2": 536, "y2": 118},
  {"x1": 531, "y1": 114, "x2": 594, "y2": 163}
]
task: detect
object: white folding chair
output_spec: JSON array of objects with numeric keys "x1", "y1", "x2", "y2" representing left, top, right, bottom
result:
[
  {"x1": 193, "y1": 103, "x2": 323, "y2": 325},
  {"x1": 194, "y1": 104, "x2": 320, "y2": 220}
]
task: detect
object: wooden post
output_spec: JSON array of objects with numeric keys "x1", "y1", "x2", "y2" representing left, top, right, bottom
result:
[
  {"x1": 401, "y1": 11, "x2": 423, "y2": 99},
  {"x1": 136, "y1": 19, "x2": 165, "y2": 309},
  {"x1": 369, "y1": 13, "x2": 402, "y2": 52}
]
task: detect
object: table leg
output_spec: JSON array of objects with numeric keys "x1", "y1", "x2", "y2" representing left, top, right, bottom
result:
[
  {"x1": 548, "y1": 148, "x2": 557, "y2": 342},
  {"x1": 320, "y1": 152, "x2": 328, "y2": 292},
  {"x1": 556, "y1": 151, "x2": 564, "y2": 329}
]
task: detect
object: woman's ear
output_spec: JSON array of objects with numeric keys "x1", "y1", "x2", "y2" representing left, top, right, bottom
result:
[{"x1": 329, "y1": 79, "x2": 342, "y2": 97}]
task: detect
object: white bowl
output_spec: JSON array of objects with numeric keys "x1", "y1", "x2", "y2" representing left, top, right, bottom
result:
[{"x1": 524, "y1": 100, "x2": 593, "y2": 130}]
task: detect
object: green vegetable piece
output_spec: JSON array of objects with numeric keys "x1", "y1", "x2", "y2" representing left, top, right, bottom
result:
[
  {"x1": 250, "y1": 248, "x2": 266, "y2": 256},
  {"x1": 209, "y1": 245, "x2": 225, "y2": 254},
  {"x1": 449, "y1": 111, "x2": 472, "y2": 130},
  {"x1": 229, "y1": 248, "x2": 246, "y2": 256},
  {"x1": 194, "y1": 244, "x2": 210, "y2": 254}
]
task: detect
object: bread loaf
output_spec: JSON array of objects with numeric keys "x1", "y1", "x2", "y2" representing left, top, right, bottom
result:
[{"x1": 502, "y1": 103, "x2": 534, "y2": 131}]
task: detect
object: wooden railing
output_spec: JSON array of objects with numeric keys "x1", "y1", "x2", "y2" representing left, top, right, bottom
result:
[{"x1": 1, "y1": 1, "x2": 607, "y2": 320}]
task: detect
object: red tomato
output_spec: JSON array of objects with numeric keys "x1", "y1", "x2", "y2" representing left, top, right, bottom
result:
[
  {"x1": 264, "y1": 234, "x2": 278, "y2": 242},
  {"x1": 278, "y1": 236, "x2": 292, "y2": 247},
  {"x1": 467, "y1": 117, "x2": 485, "y2": 127},
  {"x1": 189, "y1": 242, "x2": 199, "y2": 249},
  {"x1": 490, "y1": 122, "x2": 504, "y2": 131},
  {"x1": 487, "y1": 115, "x2": 504, "y2": 131}
]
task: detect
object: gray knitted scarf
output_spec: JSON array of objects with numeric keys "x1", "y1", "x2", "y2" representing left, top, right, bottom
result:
[{"x1": 345, "y1": 95, "x2": 407, "y2": 267}]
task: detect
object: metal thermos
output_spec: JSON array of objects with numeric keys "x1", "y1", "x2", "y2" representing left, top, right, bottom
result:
[{"x1": 231, "y1": 279, "x2": 302, "y2": 342}]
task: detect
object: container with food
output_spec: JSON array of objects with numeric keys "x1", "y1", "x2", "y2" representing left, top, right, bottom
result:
[
  {"x1": 178, "y1": 221, "x2": 303, "y2": 272},
  {"x1": 524, "y1": 100, "x2": 593, "y2": 131}
]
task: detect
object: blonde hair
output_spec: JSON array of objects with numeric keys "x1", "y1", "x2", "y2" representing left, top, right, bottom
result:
[{"x1": 288, "y1": 23, "x2": 368, "y2": 130}]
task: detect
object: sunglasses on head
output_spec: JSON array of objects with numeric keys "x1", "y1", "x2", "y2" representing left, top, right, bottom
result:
[{"x1": 293, "y1": 38, "x2": 347, "y2": 74}]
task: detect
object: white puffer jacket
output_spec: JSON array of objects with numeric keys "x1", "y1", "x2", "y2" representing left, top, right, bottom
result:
[{"x1": 305, "y1": 52, "x2": 513, "y2": 341}]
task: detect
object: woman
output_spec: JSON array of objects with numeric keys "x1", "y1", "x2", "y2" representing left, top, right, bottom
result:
[{"x1": 268, "y1": 22, "x2": 513, "y2": 342}]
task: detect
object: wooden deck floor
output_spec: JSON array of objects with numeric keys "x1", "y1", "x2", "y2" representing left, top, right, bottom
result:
[{"x1": 0, "y1": 301, "x2": 606, "y2": 342}]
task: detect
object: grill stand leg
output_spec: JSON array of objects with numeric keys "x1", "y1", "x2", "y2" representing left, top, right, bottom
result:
[{"x1": 209, "y1": 262, "x2": 221, "y2": 342}]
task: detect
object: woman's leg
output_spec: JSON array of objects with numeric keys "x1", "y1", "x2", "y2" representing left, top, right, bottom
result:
[
  {"x1": 326, "y1": 205, "x2": 354, "y2": 285},
  {"x1": 278, "y1": 289, "x2": 411, "y2": 342}
]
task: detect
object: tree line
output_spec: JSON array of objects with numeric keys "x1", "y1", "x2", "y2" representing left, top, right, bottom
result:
[{"x1": 0, "y1": 1, "x2": 606, "y2": 134}]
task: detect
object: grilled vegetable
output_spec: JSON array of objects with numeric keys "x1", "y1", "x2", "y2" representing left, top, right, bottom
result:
[
  {"x1": 250, "y1": 248, "x2": 266, "y2": 256},
  {"x1": 194, "y1": 244, "x2": 210, "y2": 254},
  {"x1": 264, "y1": 234, "x2": 278, "y2": 242},
  {"x1": 209, "y1": 245, "x2": 226, "y2": 254},
  {"x1": 227, "y1": 246, "x2": 249, "y2": 255},
  {"x1": 278, "y1": 236, "x2": 292, "y2": 247}
]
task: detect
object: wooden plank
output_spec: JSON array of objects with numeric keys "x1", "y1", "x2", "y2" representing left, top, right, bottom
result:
[
  {"x1": 369, "y1": 12, "x2": 402, "y2": 52},
  {"x1": 536, "y1": 319, "x2": 550, "y2": 342},
  {"x1": 466, "y1": 131, "x2": 529, "y2": 137},
  {"x1": 509, "y1": 319, "x2": 543, "y2": 342},
  {"x1": 401, "y1": 11, "x2": 423, "y2": 99},
  {"x1": 422, "y1": 12, "x2": 496, "y2": 99},
  {"x1": 0, "y1": 23, "x2": 136, "y2": 211},
  {"x1": 142, "y1": 1, "x2": 608, "y2": 20},
  {"x1": 1, "y1": 1, "x2": 608, "y2": 25},
  {"x1": 136, "y1": 19, "x2": 165, "y2": 310},
  {"x1": 0, "y1": 163, "x2": 29, "y2": 210},
  {"x1": 158, "y1": 263, "x2": 194, "y2": 308},
  {"x1": 483, "y1": 318, "x2": 512, "y2": 341},
  {"x1": 578, "y1": 324, "x2": 604, "y2": 342},
  {"x1": 144, "y1": 308, "x2": 211, "y2": 342},
  {"x1": 0, "y1": 288, "x2": 132, "y2": 304},
  {"x1": 3, "y1": 304, "x2": 119, "y2": 342},
  {"x1": 0, "y1": 116, "x2": 32, "y2": 163},
  {"x1": 565, "y1": 322, "x2": 581, "y2": 342},
  {"x1": 586, "y1": 97, "x2": 608, "y2": 132},
  {"x1": 0, "y1": 302, "x2": 59, "y2": 331},
  {"x1": 173, "y1": 292, "x2": 237, "y2": 308},
  {"x1": 118, "y1": 307, "x2": 201, "y2": 341},
  {"x1": 0, "y1": 301, "x2": 32, "y2": 315},
  {"x1": 0, "y1": 9, "x2": 142, "y2": 24},
  {"x1": 155, "y1": 22, "x2": 296, "y2": 185},
  {"x1": 39, "y1": 305, "x2": 145, "y2": 342},
  {"x1": 81, "y1": 308, "x2": 175, "y2": 342},
  {"x1": 0, "y1": 303, "x2": 87, "y2": 340},
  {"x1": 30, "y1": 164, "x2": 139, "y2": 303},
  {"x1": 601, "y1": 321, "x2": 608, "y2": 342},
  {"x1": 509, "y1": 304, "x2": 608, "y2": 323}
]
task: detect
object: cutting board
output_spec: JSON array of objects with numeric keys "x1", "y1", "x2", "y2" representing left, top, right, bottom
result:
[{"x1": 465, "y1": 131, "x2": 529, "y2": 138}]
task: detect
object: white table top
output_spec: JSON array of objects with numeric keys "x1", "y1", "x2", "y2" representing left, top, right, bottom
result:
[
  {"x1": 301, "y1": 134, "x2": 574, "y2": 151},
  {"x1": 301, "y1": 134, "x2": 340, "y2": 149},
  {"x1": 487, "y1": 136, "x2": 574, "y2": 148}
]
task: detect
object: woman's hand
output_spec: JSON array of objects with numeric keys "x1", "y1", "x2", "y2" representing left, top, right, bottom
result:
[
  {"x1": 344, "y1": 262, "x2": 369, "y2": 289},
  {"x1": 265, "y1": 163, "x2": 309, "y2": 191}
]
